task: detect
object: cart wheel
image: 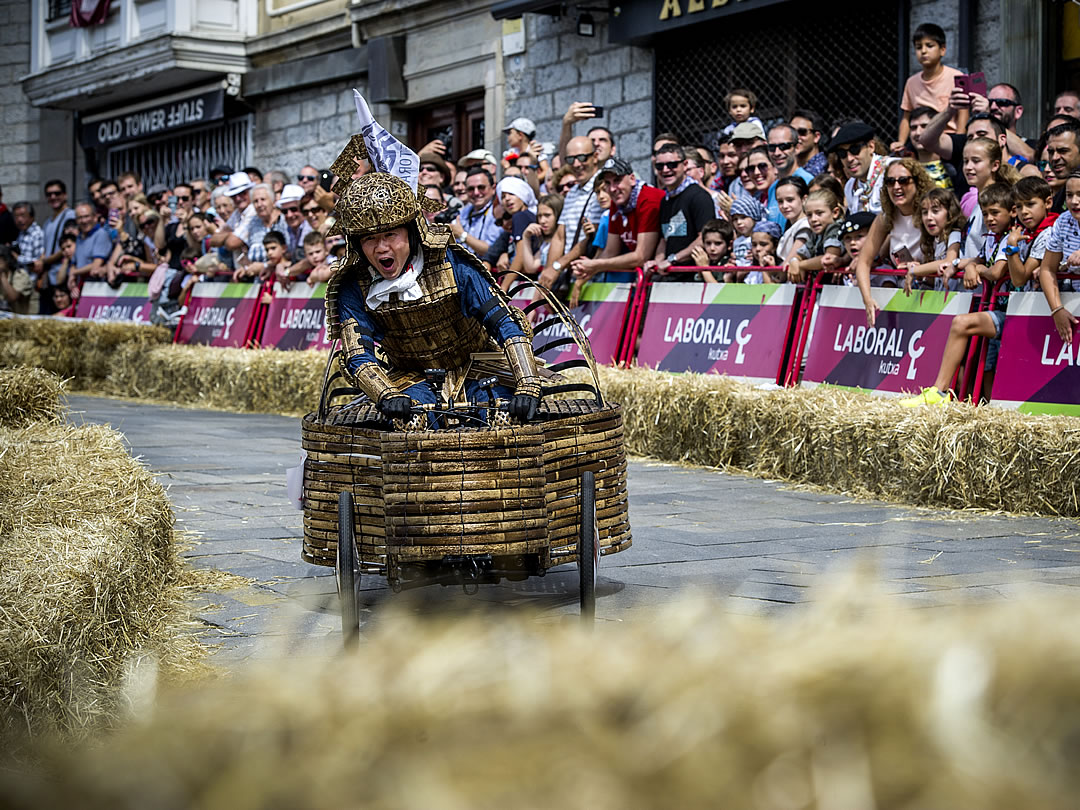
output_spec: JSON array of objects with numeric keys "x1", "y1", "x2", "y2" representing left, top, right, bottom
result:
[
  {"x1": 337, "y1": 490, "x2": 360, "y2": 645},
  {"x1": 578, "y1": 470, "x2": 597, "y2": 621}
]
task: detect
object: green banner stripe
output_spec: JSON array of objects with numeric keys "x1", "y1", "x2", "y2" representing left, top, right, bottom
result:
[
  {"x1": 580, "y1": 282, "x2": 617, "y2": 302},
  {"x1": 709, "y1": 284, "x2": 779, "y2": 305},
  {"x1": 117, "y1": 283, "x2": 149, "y2": 295},
  {"x1": 881, "y1": 289, "x2": 950, "y2": 315},
  {"x1": 1018, "y1": 401, "x2": 1080, "y2": 417}
]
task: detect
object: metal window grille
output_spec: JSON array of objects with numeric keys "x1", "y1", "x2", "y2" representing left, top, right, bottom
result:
[
  {"x1": 47, "y1": 0, "x2": 72, "y2": 22},
  {"x1": 104, "y1": 117, "x2": 251, "y2": 190},
  {"x1": 654, "y1": 0, "x2": 900, "y2": 150}
]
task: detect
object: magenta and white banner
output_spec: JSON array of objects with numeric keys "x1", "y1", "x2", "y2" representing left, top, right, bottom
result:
[
  {"x1": 74, "y1": 280, "x2": 153, "y2": 323},
  {"x1": 260, "y1": 282, "x2": 332, "y2": 350},
  {"x1": 990, "y1": 292, "x2": 1080, "y2": 415},
  {"x1": 175, "y1": 282, "x2": 262, "y2": 347},
  {"x1": 635, "y1": 282, "x2": 796, "y2": 384},
  {"x1": 801, "y1": 286, "x2": 975, "y2": 395}
]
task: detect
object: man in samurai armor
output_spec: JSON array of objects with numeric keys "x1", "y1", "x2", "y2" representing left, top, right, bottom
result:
[{"x1": 324, "y1": 171, "x2": 543, "y2": 424}]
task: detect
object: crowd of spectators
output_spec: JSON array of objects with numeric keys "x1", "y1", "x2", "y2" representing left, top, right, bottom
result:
[{"x1": 3, "y1": 19, "x2": 1079, "y2": 383}]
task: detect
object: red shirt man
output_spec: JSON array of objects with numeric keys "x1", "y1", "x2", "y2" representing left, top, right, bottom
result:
[{"x1": 570, "y1": 157, "x2": 663, "y2": 282}]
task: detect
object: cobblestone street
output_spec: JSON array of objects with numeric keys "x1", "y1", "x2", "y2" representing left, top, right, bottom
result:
[{"x1": 69, "y1": 395, "x2": 1080, "y2": 665}]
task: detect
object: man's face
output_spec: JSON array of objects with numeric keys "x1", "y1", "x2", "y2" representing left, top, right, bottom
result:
[
  {"x1": 304, "y1": 243, "x2": 327, "y2": 265},
  {"x1": 361, "y1": 227, "x2": 411, "y2": 279},
  {"x1": 45, "y1": 185, "x2": 66, "y2": 212},
  {"x1": 119, "y1": 175, "x2": 141, "y2": 200},
  {"x1": 1055, "y1": 94, "x2": 1080, "y2": 118},
  {"x1": 74, "y1": 204, "x2": 96, "y2": 235},
  {"x1": 452, "y1": 171, "x2": 468, "y2": 199},
  {"x1": 297, "y1": 166, "x2": 319, "y2": 193},
  {"x1": 465, "y1": 173, "x2": 494, "y2": 207},
  {"x1": 280, "y1": 199, "x2": 304, "y2": 229},
  {"x1": 654, "y1": 151, "x2": 686, "y2": 190},
  {"x1": 717, "y1": 144, "x2": 739, "y2": 177},
  {"x1": 732, "y1": 137, "x2": 763, "y2": 158},
  {"x1": 909, "y1": 114, "x2": 933, "y2": 145},
  {"x1": 767, "y1": 127, "x2": 797, "y2": 173},
  {"x1": 607, "y1": 174, "x2": 636, "y2": 207},
  {"x1": 987, "y1": 84, "x2": 1022, "y2": 130},
  {"x1": 264, "y1": 241, "x2": 286, "y2": 264},
  {"x1": 966, "y1": 118, "x2": 1004, "y2": 148},
  {"x1": 102, "y1": 184, "x2": 122, "y2": 211},
  {"x1": 837, "y1": 141, "x2": 874, "y2": 180},
  {"x1": 174, "y1": 185, "x2": 194, "y2": 213},
  {"x1": 232, "y1": 190, "x2": 250, "y2": 211},
  {"x1": 913, "y1": 37, "x2": 944, "y2": 68},
  {"x1": 565, "y1": 137, "x2": 597, "y2": 181},
  {"x1": 418, "y1": 161, "x2": 444, "y2": 188},
  {"x1": 252, "y1": 189, "x2": 272, "y2": 219},
  {"x1": 1047, "y1": 132, "x2": 1080, "y2": 179},
  {"x1": 790, "y1": 116, "x2": 820, "y2": 157},
  {"x1": 13, "y1": 208, "x2": 30, "y2": 230},
  {"x1": 191, "y1": 181, "x2": 210, "y2": 209},
  {"x1": 589, "y1": 129, "x2": 614, "y2": 163}
]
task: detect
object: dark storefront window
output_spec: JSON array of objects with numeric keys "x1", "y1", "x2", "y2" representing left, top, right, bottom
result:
[
  {"x1": 409, "y1": 94, "x2": 486, "y2": 162},
  {"x1": 654, "y1": 0, "x2": 900, "y2": 148}
]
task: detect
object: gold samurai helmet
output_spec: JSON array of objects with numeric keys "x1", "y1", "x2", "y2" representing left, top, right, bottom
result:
[{"x1": 336, "y1": 173, "x2": 421, "y2": 237}]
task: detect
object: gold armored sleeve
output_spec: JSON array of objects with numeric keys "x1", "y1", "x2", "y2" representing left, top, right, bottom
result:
[
  {"x1": 502, "y1": 335, "x2": 542, "y2": 399},
  {"x1": 341, "y1": 317, "x2": 395, "y2": 403}
]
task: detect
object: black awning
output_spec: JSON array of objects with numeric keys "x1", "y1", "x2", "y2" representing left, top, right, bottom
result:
[{"x1": 490, "y1": 0, "x2": 563, "y2": 20}]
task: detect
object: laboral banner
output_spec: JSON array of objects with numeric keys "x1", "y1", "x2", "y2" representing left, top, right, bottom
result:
[
  {"x1": 802, "y1": 286, "x2": 974, "y2": 395},
  {"x1": 534, "y1": 281, "x2": 629, "y2": 366},
  {"x1": 74, "y1": 280, "x2": 153, "y2": 323},
  {"x1": 636, "y1": 282, "x2": 796, "y2": 384},
  {"x1": 176, "y1": 282, "x2": 261, "y2": 347},
  {"x1": 260, "y1": 282, "x2": 332, "y2": 350},
  {"x1": 990, "y1": 291, "x2": 1080, "y2": 415}
]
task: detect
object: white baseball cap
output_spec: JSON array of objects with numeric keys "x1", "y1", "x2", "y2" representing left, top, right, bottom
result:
[
  {"x1": 460, "y1": 148, "x2": 499, "y2": 167},
  {"x1": 276, "y1": 183, "x2": 305, "y2": 207},
  {"x1": 503, "y1": 117, "x2": 536, "y2": 137},
  {"x1": 225, "y1": 171, "x2": 254, "y2": 196}
]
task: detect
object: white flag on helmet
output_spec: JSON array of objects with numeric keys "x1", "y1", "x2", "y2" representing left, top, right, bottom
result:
[{"x1": 353, "y1": 90, "x2": 419, "y2": 192}]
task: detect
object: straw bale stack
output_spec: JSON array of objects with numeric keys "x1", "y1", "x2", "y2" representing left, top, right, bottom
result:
[
  {"x1": 0, "y1": 318, "x2": 170, "y2": 384},
  {"x1": 0, "y1": 367, "x2": 63, "y2": 427},
  {"x1": 0, "y1": 419, "x2": 201, "y2": 741},
  {"x1": 105, "y1": 343, "x2": 324, "y2": 415},
  {"x1": 4, "y1": 588, "x2": 1080, "y2": 809},
  {"x1": 596, "y1": 366, "x2": 1080, "y2": 516}
]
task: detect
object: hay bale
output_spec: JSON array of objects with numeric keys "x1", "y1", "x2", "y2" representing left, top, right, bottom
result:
[
  {"x1": 106, "y1": 344, "x2": 324, "y2": 415},
  {"x1": 0, "y1": 421, "x2": 203, "y2": 741},
  {"x1": 0, "y1": 367, "x2": 64, "y2": 427},
  {"x1": 596, "y1": 366, "x2": 1080, "y2": 516},
  {"x1": 0, "y1": 318, "x2": 170, "y2": 384},
  {"x1": 5, "y1": 590, "x2": 1080, "y2": 809}
]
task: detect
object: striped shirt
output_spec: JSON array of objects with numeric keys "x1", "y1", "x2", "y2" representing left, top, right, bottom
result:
[{"x1": 558, "y1": 172, "x2": 604, "y2": 245}]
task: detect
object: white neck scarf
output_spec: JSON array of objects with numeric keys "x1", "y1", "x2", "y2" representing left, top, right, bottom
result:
[{"x1": 366, "y1": 247, "x2": 424, "y2": 309}]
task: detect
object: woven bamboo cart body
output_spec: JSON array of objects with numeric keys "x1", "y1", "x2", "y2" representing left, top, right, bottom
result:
[{"x1": 302, "y1": 398, "x2": 631, "y2": 587}]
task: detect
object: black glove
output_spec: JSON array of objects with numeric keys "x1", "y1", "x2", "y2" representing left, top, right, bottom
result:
[
  {"x1": 508, "y1": 393, "x2": 539, "y2": 422},
  {"x1": 378, "y1": 395, "x2": 413, "y2": 421}
]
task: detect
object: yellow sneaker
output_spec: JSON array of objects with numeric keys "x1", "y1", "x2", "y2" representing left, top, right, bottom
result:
[{"x1": 899, "y1": 387, "x2": 952, "y2": 407}]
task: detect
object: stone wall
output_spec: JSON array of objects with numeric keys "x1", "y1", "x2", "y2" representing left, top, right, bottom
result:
[
  {"x1": 503, "y1": 14, "x2": 654, "y2": 180},
  {"x1": 251, "y1": 78, "x2": 368, "y2": 176},
  {"x1": 0, "y1": 0, "x2": 41, "y2": 207}
]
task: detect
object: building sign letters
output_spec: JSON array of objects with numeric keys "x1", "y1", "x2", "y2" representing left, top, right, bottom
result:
[{"x1": 81, "y1": 88, "x2": 226, "y2": 149}]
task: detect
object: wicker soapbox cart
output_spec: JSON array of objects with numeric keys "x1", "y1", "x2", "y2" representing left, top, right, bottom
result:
[{"x1": 300, "y1": 281, "x2": 632, "y2": 634}]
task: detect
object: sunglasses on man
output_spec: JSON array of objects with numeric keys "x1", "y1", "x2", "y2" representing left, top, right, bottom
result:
[
  {"x1": 655, "y1": 160, "x2": 682, "y2": 171},
  {"x1": 987, "y1": 97, "x2": 1018, "y2": 108},
  {"x1": 298, "y1": 174, "x2": 318, "y2": 182},
  {"x1": 793, "y1": 127, "x2": 817, "y2": 137},
  {"x1": 280, "y1": 205, "x2": 300, "y2": 214},
  {"x1": 767, "y1": 142, "x2": 796, "y2": 152},
  {"x1": 565, "y1": 153, "x2": 592, "y2": 165},
  {"x1": 835, "y1": 142, "x2": 870, "y2": 159},
  {"x1": 303, "y1": 206, "x2": 322, "y2": 216}
]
